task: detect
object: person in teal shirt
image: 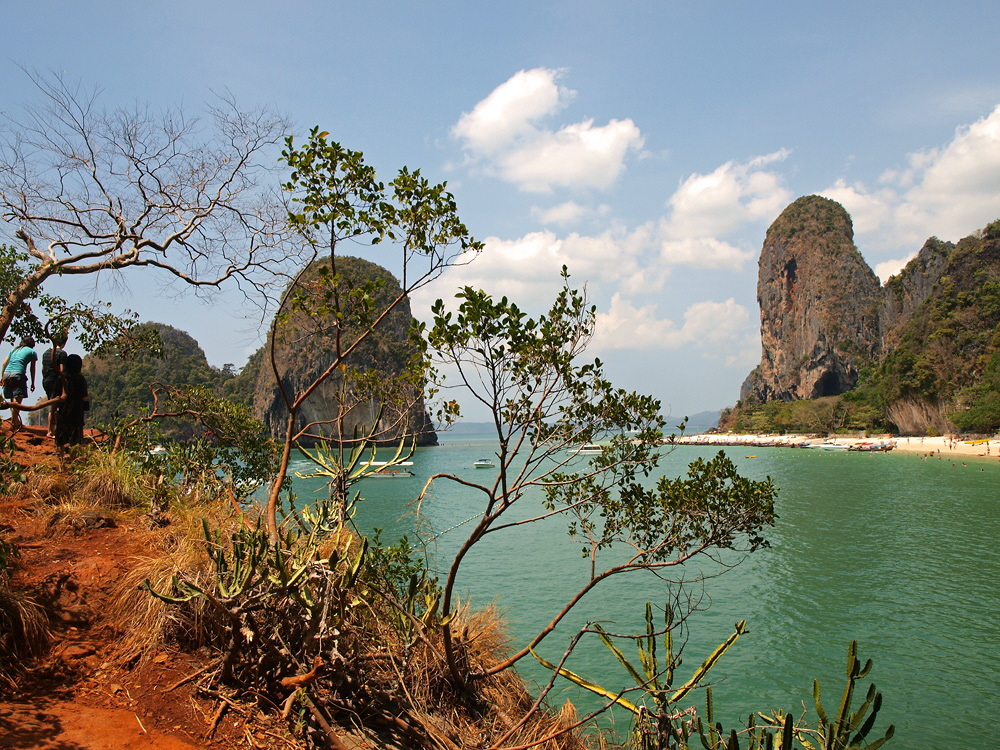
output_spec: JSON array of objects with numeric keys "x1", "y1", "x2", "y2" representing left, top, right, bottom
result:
[{"x1": 2, "y1": 336, "x2": 38, "y2": 433}]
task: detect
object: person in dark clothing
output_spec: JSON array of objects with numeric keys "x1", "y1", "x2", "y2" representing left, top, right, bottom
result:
[
  {"x1": 41, "y1": 329, "x2": 69, "y2": 438},
  {"x1": 2, "y1": 353, "x2": 89, "y2": 457},
  {"x1": 52, "y1": 354, "x2": 89, "y2": 450}
]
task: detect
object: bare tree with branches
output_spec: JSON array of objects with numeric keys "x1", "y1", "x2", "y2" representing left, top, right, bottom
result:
[{"x1": 0, "y1": 71, "x2": 291, "y2": 343}]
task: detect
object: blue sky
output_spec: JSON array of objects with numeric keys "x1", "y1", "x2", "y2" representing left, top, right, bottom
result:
[{"x1": 4, "y1": 1, "x2": 1000, "y2": 421}]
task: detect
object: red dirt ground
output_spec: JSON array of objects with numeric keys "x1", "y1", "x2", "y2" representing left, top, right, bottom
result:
[{"x1": 1, "y1": 424, "x2": 282, "y2": 750}]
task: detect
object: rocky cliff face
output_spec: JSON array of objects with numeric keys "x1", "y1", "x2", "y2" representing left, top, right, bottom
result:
[
  {"x1": 249, "y1": 256, "x2": 437, "y2": 447},
  {"x1": 878, "y1": 237, "x2": 953, "y2": 349},
  {"x1": 741, "y1": 196, "x2": 882, "y2": 401},
  {"x1": 743, "y1": 196, "x2": 999, "y2": 434}
]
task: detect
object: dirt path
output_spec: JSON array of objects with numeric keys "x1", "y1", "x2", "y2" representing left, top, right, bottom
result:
[
  {"x1": 1, "y1": 425, "x2": 252, "y2": 750},
  {"x1": 0, "y1": 698, "x2": 203, "y2": 750}
]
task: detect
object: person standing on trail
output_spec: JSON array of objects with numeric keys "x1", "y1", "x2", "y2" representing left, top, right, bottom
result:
[
  {"x1": 41, "y1": 329, "x2": 70, "y2": 438},
  {"x1": 2, "y1": 352, "x2": 90, "y2": 458},
  {"x1": 1, "y1": 336, "x2": 38, "y2": 434},
  {"x1": 52, "y1": 353, "x2": 89, "y2": 451}
]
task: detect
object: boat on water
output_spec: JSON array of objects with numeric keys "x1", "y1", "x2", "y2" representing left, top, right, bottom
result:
[
  {"x1": 473, "y1": 458, "x2": 495, "y2": 468},
  {"x1": 367, "y1": 461, "x2": 415, "y2": 477},
  {"x1": 570, "y1": 444, "x2": 604, "y2": 455},
  {"x1": 149, "y1": 445, "x2": 167, "y2": 456},
  {"x1": 847, "y1": 441, "x2": 895, "y2": 452},
  {"x1": 801, "y1": 439, "x2": 848, "y2": 450}
]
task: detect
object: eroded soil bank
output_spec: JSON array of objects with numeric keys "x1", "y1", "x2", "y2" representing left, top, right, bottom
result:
[{"x1": 1, "y1": 425, "x2": 281, "y2": 750}]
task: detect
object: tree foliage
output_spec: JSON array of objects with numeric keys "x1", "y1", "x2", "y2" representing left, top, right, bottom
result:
[
  {"x1": 426, "y1": 273, "x2": 778, "y2": 694},
  {"x1": 262, "y1": 128, "x2": 481, "y2": 540},
  {"x1": 949, "y1": 348, "x2": 1000, "y2": 432},
  {"x1": 86, "y1": 323, "x2": 234, "y2": 441},
  {"x1": 719, "y1": 394, "x2": 890, "y2": 436}
]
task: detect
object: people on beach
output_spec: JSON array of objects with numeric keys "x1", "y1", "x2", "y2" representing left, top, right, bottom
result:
[{"x1": 1, "y1": 336, "x2": 38, "y2": 434}]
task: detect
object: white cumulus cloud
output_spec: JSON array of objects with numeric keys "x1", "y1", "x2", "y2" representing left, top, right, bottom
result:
[
  {"x1": 819, "y1": 179, "x2": 894, "y2": 235},
  {"x1": 452, "y1": 68, "x2": 569, "y2": 154},
  {"x1": 497, "y1": 118, "x2": 644, "y2": 192},
  {"x1": 532, "y1": 201, "x2": 589, "y2": 225},
  {"x1": 658, "y1": 151, "x2": 792, "y2": 270},
  {"x1": 896, "y1": 103, "x2": 1000, "y2": 242},
  {"x1": 592, "y1": 294, "x2": 752, "y2": 354},
  {"x1": 822, "y1": 104, "x2": 1000, "y2": 255},
  {"x1": 659, "y1": 237, "x2": 755, "y2": 270},
  {"x1": 410, "y1": 223, "x2": 665, "y2": 321},
  {"x1": 452, "y1": 68, "x2": 644, "y2": 193}
]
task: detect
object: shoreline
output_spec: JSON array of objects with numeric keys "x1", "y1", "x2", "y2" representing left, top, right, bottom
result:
[{"x1": 674, "y1": 433, "x2": 1000, "y2": 460}]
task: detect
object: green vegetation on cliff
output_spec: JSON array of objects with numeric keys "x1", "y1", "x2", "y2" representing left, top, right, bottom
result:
[
  {"x1": 720, "y1": 392, "x2": 888, "y2": 435},
  {"x1": 867, "y1": 222, "x2": 1000, "y2": 407},
  {"x1": 85, "y1": 322, "x2": 240, "y2": 441}
]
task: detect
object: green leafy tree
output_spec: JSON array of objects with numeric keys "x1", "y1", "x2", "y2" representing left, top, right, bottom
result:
[
  {"x1": 115, "y1": 384, "x2": 278, "y2": 502},
  {"x1": 85, "y1": 323, "x2": 233, "y2": 440},
  {"x1": 262, "y1": 128, "x2": 481, "y2": 540},
  {"x1": 950, "y1": 349, "x2": 1000, "y2": 432},
  {"x1": 426, "y1": 273, "x2": 778, "y2": 698}
]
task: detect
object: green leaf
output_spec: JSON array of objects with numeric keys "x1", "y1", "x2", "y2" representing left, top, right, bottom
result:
[
  {"x1": 530, "y1": 649, "x2": 641, "y2": 715},
  {"x1": 669, "y1": 620, "x2": 747, "y2": 704}
]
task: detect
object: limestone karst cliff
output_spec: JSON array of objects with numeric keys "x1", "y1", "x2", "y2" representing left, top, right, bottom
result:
[
  {"x1": 878, "y1": 237, "x2": 953, "y2": 350},
  {"x1": 741, "y1": 196, "x2": 881, "y2": 402},
  {"x1": 741, "y1": 196, "x2": 1000, "y2": 433},
  {"x1": 248, "y1": 256, "x2": 437, "y2": 446}
]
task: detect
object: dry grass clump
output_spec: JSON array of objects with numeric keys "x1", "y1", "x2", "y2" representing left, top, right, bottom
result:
[
  {"x1": 106, "y1": 546, "x2": 213, "y2": 665},
  {"x1": 104, "y1": 501, "x2": 249, "y2": 665},
  {"x1": 75, "y1": 449, "x2": 154, "y2": 508},
  {"x1": 0, "y1": 583, "x2": 50, "y2": 690},
  {"x1": 36, "y1": 497, "x2": 120, "y2": 534},
  {"x1": 448, "y1": 603, "x2": 592, "y2": 750},
  {"x1": 0, "y1": 537, "x2": 50, "y2": 690},
  {"x1": 7, "y1": 465, "x2": 72, "y2": 505},
  {"x1": 345, "y1": 597, "x2": 592, "y2": 750}
]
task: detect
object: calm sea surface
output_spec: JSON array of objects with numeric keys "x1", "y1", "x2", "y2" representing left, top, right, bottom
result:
[{"x1": 288, "y1": 434, "x2": 1000, "y2": 749}]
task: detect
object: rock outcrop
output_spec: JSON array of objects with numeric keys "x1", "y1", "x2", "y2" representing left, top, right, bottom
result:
[
  {"x1": 878, "y1": 237, "x2": 953, "y2": 350},
  {"x1": 741, "y1": 196, "x2": 881, "y2": 401},
  {"x1": 742, "y1": 196, "x2": 1000, "y2": 434},
  {"x1": 249, "y1": 256, "x2": 437, "y2": 447}
]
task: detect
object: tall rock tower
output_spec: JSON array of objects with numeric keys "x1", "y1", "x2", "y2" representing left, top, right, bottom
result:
[
  {"x1": 250, "y1": 256, "x2": 437, "y2": 446},
  {"x1": 741, "y1": 196, "x2": 882, "y2": 402}
]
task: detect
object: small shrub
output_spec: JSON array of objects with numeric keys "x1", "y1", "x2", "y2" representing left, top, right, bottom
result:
[{"x1": 75, "y1": 449, "x2": 152, "y2": 509}]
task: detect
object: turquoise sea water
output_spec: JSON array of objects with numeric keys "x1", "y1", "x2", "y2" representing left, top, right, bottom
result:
[{"x1": 288, "y1": 434, "x2": 1000, "y2": 749}]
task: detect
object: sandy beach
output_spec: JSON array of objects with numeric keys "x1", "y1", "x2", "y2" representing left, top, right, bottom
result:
[
  {"x1": 675, "y1": 433, "x2": 1000, "y2": 460},
  {"x1": 883, "y1": 434, "x2": 999, "y2": 458}
]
